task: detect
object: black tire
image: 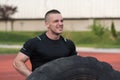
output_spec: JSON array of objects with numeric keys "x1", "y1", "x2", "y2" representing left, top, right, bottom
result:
[{"x1": 26, "y1": 55, "x2": 120, "y2": 80}]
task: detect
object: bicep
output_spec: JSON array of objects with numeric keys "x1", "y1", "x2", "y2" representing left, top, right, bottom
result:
[{"x1": 14, "y1": 52, "x2": 29, "y2": 63}]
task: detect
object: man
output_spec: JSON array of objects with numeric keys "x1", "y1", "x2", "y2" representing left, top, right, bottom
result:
[{"x1": 13, "y1": 9, "x2": 77, "y2": 78}]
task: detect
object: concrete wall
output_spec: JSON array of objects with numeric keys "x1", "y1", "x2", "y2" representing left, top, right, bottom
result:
[
  {"x1": 1, "y1": 0, "x2": 120, "y2": 18},
  {"x1": 13, "y1": 20, "x2": 46, "y2": 31},
  {"x1": 0, "y1": 19, "x2": 120, "y2": 31}
]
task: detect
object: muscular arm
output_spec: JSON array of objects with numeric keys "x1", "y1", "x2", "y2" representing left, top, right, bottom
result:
[{"x1": 13, "y1": 52, "x2": 32, "y2": 77}]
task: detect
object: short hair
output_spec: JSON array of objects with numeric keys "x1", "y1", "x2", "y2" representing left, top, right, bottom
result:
[{"x1": 45, "y1": 9, "x2": 61, "y2": 22}]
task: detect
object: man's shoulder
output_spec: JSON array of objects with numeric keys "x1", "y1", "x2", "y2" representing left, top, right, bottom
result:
[
  {"x1": 25, "y1": 36, "x2": 41, "y2": 44},
  {"x1": 62, "y1": 37, "x2": 73, "y2": 44}
]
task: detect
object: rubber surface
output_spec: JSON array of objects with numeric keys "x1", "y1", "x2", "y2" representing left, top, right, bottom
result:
[{"x1": 26, "y1": 55, "x2": 120, "y2": 80}]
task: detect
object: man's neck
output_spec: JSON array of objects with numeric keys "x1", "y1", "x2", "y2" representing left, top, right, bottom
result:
[{"x1": 46, "y1": 32, "x2": 60, "y2": 40}]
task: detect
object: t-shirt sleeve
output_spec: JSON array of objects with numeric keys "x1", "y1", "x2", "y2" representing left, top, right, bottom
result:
[
  {"x1": 20, "y1": 39, "x2": 35, "y2": 57},
  {"x1": 67, "y1": 39, "x2": 77, "y2": 55}
]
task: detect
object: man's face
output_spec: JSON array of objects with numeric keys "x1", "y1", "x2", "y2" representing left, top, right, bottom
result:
[{"x1": 45, "y1": 13, "x2": 63, "y2": 35}]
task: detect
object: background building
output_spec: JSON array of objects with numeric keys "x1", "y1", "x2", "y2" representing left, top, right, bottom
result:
[{"x1": 0, "y1": 0, "x2": 120, "y2": 31}]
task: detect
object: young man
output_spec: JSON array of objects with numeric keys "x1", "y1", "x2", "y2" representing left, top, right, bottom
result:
[{"x1": 13, "y1": 9, "x2": 77, "y2": 78}]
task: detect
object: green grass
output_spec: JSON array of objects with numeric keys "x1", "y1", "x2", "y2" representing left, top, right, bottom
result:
[
  {"x1": 0, "y1": 31, "x2": 44, "y2": 44},
  {"x1": 0, "y1": 48, "x2": 19, "y2": 54},
  {"x1": 63, "y1": 31, "x2": 120, "y2": 48},
  {"x1": 0, "y1": 31, "x2": 120, "y2": 54}
]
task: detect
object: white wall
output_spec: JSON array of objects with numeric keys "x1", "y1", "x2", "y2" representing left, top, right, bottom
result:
[
  {"x1": 0, "y1": 0, "x2": 120, "y2": 18},
  {"x1": 0, "y1": 19, "x2": 120, "y2": 31}
]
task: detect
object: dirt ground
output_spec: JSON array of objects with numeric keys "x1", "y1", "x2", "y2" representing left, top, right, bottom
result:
[{"x1": 1, "y1": 51, "x2": 120, "y2": 80}]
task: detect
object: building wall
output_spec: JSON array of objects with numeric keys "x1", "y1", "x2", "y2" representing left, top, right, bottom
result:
[
  {"x1": 0, "y1": 19, "x2": 120, "y2": 31},
  {"x1": 94, "y1": 19, "x2": 120, "y2": 31},
  {"x1": 13, "y1": 20, "x2": 46, "y2": 31},
  {"x1": 1, "y1": 0, "x2": 120, "y2": 18},
  {"x1": 64, "y1": 19, "x2": 93, "y2": 31}
]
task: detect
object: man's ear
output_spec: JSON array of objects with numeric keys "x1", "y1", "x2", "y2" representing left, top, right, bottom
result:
[{"x1": 45, "y1": 21, "x2": 49, "y2": 28}]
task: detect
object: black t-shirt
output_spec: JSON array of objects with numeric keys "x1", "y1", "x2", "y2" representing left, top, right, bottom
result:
[{"x1": 20, "y1": 33, "x2": 77, "y2": 71}]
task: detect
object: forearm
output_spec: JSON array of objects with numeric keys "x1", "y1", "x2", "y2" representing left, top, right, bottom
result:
[{"x1": 13, "y1": 61, "x2": 32, "y2": 77}]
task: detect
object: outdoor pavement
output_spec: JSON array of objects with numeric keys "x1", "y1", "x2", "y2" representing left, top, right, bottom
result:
[
  {"x1": 0, "y1": 44, "x2": 22, "y2": 49},
  {"x1": 76, "y1": 47, "x2": 120, "y2": 53},
  {"x1": 0, "y1": 44, "x2": 120, "y2": 53}
]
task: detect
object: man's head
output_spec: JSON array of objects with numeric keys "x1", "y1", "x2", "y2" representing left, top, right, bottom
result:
[
  {"x1": 45, "y1": 9, "x2": 63, "y2": 35},
  {"x1": 45, "y1": 9, "x2": 61, "y2": 22}
]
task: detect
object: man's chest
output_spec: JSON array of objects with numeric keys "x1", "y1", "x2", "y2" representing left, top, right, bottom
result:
[{"x1": 35, "y1": 41, "x2": 70, "y2": 58}]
